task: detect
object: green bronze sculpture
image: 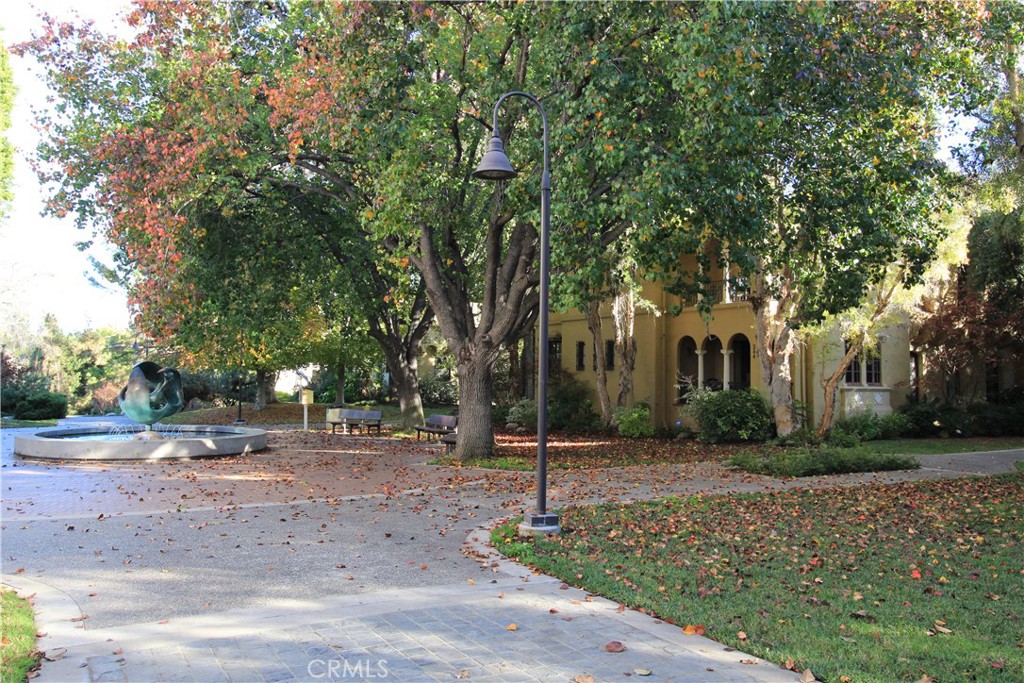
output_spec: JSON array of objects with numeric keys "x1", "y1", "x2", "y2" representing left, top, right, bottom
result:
[{"x1": 118, "y1": 361, "x2": 184, "y2": 429}]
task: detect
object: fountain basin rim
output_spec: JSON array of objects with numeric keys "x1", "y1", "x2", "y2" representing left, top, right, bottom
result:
[{"x1": 14, "y1": 425, "x2": 268, "y2": 462}]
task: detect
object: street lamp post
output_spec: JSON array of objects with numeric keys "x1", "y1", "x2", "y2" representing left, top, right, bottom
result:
[
  {"x1": 473, "y1": 91, "x2": 560, "y2": 536},
  {"x1": 234, "y1": 372, "x2": 246, "y2": 425}
]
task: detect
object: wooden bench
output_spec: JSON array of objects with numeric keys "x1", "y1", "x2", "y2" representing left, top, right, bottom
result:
[
  {"x1": 440, "y1": 432, "x2": 457, "y2": 455},
  {"x1": 415, "y1": 414, "x2": 457, "y2": 441},
  {"x1": 326, "y1": 407, "x2": 384, "y2": 434}
]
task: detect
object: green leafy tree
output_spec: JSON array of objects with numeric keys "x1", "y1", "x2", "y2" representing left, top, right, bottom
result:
[
  {"x1": 636, "y1": 1, "x2": 986, "y2": 434},
  {"x1": 0, "y1": 36, "x2": 14, "y2": 217}
]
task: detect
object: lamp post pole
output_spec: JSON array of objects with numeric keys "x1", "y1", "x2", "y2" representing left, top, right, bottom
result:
[
  {"x1": 473, "y1": 91, "x2": 560, "y2": 535},
  {"x1": 234, "y1": 372, "x2": 245, "y2": 425}
]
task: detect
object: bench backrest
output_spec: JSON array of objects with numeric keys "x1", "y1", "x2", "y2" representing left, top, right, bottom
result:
[
  {"x1": 326, "y1": 408, "x2": 383, "y2": 422},
  {"x1": 425, "y1": 414, "x2": 457, "y2": 430}
]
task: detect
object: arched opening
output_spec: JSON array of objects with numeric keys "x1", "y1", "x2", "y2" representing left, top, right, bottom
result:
[
  {"x1": 728, "y1": 334, "x2": 752, "y2": 390},
  {"x1": 677, "y1": 336, "x2": 698, "y2": 400},
  {"x1": 702, "y1": 336, "x2": 723, "y2": 390}
]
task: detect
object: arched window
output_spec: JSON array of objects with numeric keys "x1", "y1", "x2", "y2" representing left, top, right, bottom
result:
[{"x1": 676, "y1": 337, "x2": 698, "y2": 400}]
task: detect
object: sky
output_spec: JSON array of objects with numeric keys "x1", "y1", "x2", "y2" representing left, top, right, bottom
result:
[{"x1": 2, "y1": 0, "x2": 134, "y2": 336}]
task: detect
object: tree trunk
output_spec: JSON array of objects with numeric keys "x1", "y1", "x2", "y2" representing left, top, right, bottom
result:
[
  {"x1": 817, "y1": 350, "x2": 854, "y2": 440},
  {"x1": 815, "y1": 277, "x2": 900, "y2": 438},
  {"x1": 379, "y1": 346, "x2": 424, "y2": 429},
  {"x1": 613, "y1": 288, "x2": 637, "y2": 407},
  {"x1": 335, "y1": 360, "x2": 346, "y2": 406},
  {"x1": 507, "y1": 342, "x2": 522, "y2": 401},
  {"x1": 452, "y1": 357, "x2": 494, "y2": 460},
  {"x1": 585, "y1": 301, "x2": 614, "y2": 425},
  {"x1": 752, "y1": 295, "x2": 796, "y2": 437},
  {"x1": 392, "y1": 361, "x2": 423, "y2": 429},
  {"x1": 521, "y1": 332, "x2": 535, "y2": 400},
  {"x1": 266, "y1": 371, "x2": 279, "y2": 404},
  {"x1": 254, "y1": 368, "x2": 273, "y2": 411}
]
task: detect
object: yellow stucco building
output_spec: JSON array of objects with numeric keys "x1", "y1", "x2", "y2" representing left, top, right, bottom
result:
[{"x1": 548, "y1": 261, "x2": 916, "y2": 431}]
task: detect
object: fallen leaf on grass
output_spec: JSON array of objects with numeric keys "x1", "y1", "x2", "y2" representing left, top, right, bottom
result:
[{"x1": 682, "y1": 624, "x2": 706, "y2": 635}]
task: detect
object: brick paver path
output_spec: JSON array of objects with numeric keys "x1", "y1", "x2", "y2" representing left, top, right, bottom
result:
[{"x1": 3, "y1": 424, "x2": 1021, "y2": 682}]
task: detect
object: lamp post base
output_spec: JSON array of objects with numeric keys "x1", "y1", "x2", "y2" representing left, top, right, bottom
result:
[{"x1": 518, "y1": 512, "x2": 561, "y2": 537}]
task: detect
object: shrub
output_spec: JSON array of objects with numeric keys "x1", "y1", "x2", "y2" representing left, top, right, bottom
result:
[
  {"x1": 877, "y1": 412, "x2": 913, "y2": 439},
  {"x1": 771, "y1": 427, "x2": 821, "y2": 448},
  {"x1": 614, "y1": 404, "x2": 655, "y2": 438},
  {"x1": 936, "y1": 405, "x2": 971, "y2": 437},
  {"x1": 898, "y1": 397, "x2": 942, "y2": 437},
  {"x1": 966, "y1": 401, "x2": 1024, "y2": 437},
  {"x1": 90, "y1": 380, "x2": 122, "y2": 415},
  {"x1": 728, "y1": 446, "x2": 919, "y2": 477},
  {"x1": 503, "y1": 378, "x2": 601, "y2": 433},
  {"x1": 828, "y1": 413, "x2": 877, "y2": 446},
  {"x1": 507, "y1": 398, "x2": 538, "y2": 430},
  {"x1": 0, "y1": 365, "x2": 49, "y2": 415},
  {"x1": 687, "y1": 388, "x2": 774, "y2": 443},
  {"x1": 548, "y1": 378, "x2": 601, "y2": 432},
  {"x1": 830, "y1": 410, "x2": 927, "y2": 445},
  {"x1": 14, "y1": 391, "x2": 69, "y2": 420},
  {"x1": 419, "y1": 374, "x2": 458, "y2": 406}
]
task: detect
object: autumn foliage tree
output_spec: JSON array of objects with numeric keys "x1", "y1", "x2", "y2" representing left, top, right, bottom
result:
[{"x1": 16, "y1": 1, "x2": 434, "y2": 425}]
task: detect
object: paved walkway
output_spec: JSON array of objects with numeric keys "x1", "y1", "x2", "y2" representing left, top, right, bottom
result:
[{"x1": 2, "y1": 425, "x2": 1021, "y2": 682}]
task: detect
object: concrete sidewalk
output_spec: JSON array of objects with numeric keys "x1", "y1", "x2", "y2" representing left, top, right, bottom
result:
[
  {"x1": 8, "y1": 550, "x2": 798, "y2": 683},
  {"x1": 3, "y1": 428, "x2": 1021, "y2": 682}
]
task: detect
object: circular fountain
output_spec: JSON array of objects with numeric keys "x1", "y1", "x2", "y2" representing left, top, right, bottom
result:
[
  {"x1": 14, "y1": 423, "x2": 267, "y2": 461},
  {"x1": 13, "y1": 361, "x2": 267, "y2": 462}
]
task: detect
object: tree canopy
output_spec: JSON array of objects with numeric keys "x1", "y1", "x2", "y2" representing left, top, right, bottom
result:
[
  {"x1": 15, "y1": 0, "x2": 1007, "y2": 445},
  {"x1": 0, "y1": 37, "x2": 14, "y2": 217}
]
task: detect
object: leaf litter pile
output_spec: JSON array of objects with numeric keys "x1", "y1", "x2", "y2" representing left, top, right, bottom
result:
[
  {"x1": 498, "y1": 473, "x2": 1024, "y2": 683},
  {"x1": 469, "y1": 433, "x2": 750, "y2": 470}
]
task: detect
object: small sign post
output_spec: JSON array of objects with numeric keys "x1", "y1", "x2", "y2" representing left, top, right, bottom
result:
[{"x1": 300, "y1": 389, "x2": 314, "y2": 431}]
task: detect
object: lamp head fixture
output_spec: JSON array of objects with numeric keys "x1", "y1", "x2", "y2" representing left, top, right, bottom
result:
[{"x1": 473, "y1": 132, "x2": 517, "y2": 181}]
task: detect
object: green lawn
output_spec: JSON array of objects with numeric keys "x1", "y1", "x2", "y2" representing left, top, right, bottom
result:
[
  {"x1": 0, "y1": 417, "x2": 58, "y2": 428},
  {"x1": 1, "y1": 589, "x2": 39, "y2": 683},
  {"x1": 495, "y1": 473, "x2": 1024, "y2": 682},
  {"x1": 448, "y1": 435, "x2": 1023, "y2": 472},
  {"x1": 864, "y1": 437, "x2": 1024, "y2": 456}
]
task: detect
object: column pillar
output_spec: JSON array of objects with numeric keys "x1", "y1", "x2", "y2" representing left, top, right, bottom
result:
[
  {"x1": 722, "y1": 349, "x2": 733, "y2": 390},
  {"x1": 696, "y1": 350, "x2": 705, "y2": 387}
]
